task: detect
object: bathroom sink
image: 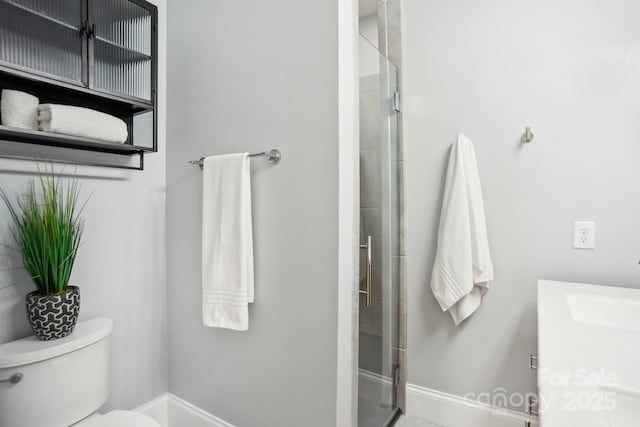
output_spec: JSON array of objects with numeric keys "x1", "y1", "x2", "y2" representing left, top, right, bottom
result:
[{"x1": 538, "y1": 280, "x2": 640, "y2": 427}]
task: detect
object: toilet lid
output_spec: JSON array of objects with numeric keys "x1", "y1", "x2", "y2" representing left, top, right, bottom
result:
[{"x1": 77, "y1": 410, "x2": 160, "y2": 427}]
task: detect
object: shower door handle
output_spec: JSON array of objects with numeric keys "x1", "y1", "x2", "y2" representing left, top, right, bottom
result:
[{"x1": 360, "y1": 235, "x2": 372, "y2": 307}]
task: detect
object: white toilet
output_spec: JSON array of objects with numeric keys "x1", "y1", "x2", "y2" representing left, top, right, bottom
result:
[{"x1": 0, "y1": 317, "x2": 159, "y2": 427}]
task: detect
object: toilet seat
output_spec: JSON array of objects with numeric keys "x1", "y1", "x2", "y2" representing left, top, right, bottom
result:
[{"x1": 76, "y1": 410, "x2": 160, "y2": 427}]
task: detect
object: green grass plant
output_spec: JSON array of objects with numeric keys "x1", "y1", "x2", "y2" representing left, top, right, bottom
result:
[{"x1": 1, "y1": 169, "x2": 85, "y2": 296}]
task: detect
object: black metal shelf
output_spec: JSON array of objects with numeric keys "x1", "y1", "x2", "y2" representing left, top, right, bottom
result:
[
  {"x1": 0, "y1": 125, "x2": 146, "y2": 170},
  {"x1": 0, "y1": 125, "x2": 149, "y2": 155},
  {"x1": 95, "y1": 37, "x2": 152, "y2": 63},
  {"x1": 0, "y1": 65, "x2": 153, "y2": 113},
  {"x1": 0, "y1": 0, "x2": 157, "y2": 170}
]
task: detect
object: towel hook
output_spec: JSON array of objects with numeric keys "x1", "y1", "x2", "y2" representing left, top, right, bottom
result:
[{"x1": 521, "y1": 127, "x2": 534, "y2": 143}]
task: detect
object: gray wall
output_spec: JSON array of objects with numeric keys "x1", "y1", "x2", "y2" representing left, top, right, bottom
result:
[
  {"x1": 0, "y1": 0, "x2": 168, "y2": 411},
  {"x1": 404, "y1": 0, "x2": 640, "y2": 411},
  {"x1": 166, "y1": 1, "x2": 339, "y2": 426}
]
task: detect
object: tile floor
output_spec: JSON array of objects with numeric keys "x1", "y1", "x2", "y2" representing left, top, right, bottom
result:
[{"x1": 358, "y1": 399, "x2": 394, "y2": 427}]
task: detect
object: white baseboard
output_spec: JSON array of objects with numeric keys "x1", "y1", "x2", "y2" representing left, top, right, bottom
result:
[
  {"x1": 135, "y1": 393, "x2": 234, "y2": 427},
  {"x1": 134, "y1": 394, "x2": 169, "y2": 426},
  {"x1": 135, "y1": 385, "x2": 538, "y2": 427},
  {"x1": 406, "y1": 384, "x2": 539, "y2": 427}
]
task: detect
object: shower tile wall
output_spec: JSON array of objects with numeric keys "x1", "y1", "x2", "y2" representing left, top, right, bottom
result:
[
  {"x1": 393, "y1": 121, "x2": 406, "y2": 410},
  {"x1": 381, "y1": 0, "x2": 406, "y2": 409},
  {"x1": 377, "y1": 0, "x2": 402, "y2": 70},
  {"x1": 359, "y1": 65, "x2": 405, "y2": 401},
  {"x1": 358, "y1": 0, "x2": 406, "y2": 415},
  {"x1": 359, "y1": 73, "x2": 383, "y2": 353}
]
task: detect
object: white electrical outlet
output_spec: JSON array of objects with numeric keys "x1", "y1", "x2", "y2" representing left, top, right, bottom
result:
[{"x1": 573, "y1": 221, "x2": 595, "y2": 249}]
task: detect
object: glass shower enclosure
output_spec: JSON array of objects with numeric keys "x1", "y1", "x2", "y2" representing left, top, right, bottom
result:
[{"x1": 358, "y1": 34, "x2": 401, "y2": 427}]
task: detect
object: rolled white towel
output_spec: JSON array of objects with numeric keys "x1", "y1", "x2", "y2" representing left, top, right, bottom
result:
[
  {"x1": 38, "y1": 104, "x2": 128, "y2": 143},
  {"x1": 1, "y1": 89, "x2": 39, "y2": 130}
]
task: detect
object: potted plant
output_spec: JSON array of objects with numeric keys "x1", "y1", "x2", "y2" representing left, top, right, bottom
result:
[{"x1": 1, "y1": 170, "x2": 85, "y2": 341}]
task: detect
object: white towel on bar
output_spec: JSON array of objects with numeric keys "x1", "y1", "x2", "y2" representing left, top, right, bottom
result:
[
  {"x1": 38, "y1": 104, "x2": 128, "y2": 143},
  {"x1": 202, "y1": 153, "x2": 254, "y2": 331},
  {"x1": 431, "y1": 134, "x2": 493, "y2": 325},
  {"x1": 1, "y1": 89, "x2": 39, "y2": 130}
]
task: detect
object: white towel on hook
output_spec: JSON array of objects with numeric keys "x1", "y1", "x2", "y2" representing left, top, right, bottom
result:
[
  {"x1": 431, "y1": 134, "x2": 493, "y2": 325},
  {"x1": 202, "y1": 153, "x2": 254, "y2": 330}
]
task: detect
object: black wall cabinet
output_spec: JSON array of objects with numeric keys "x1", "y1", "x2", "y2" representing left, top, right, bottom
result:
[{"x1": 0, "y1": 0, "x2": 158, "y2": 167}]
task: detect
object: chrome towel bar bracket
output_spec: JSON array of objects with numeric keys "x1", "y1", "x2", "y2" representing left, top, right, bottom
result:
[{"x1": 189, "y1": 149, "x2": 281, "y2": 169}]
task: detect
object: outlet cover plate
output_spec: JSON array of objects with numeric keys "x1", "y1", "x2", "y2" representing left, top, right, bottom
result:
[{"x1": 573, "y1": 221, "x2": 595, "y2": 250}]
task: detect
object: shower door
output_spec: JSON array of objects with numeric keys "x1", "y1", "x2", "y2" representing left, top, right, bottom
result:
[{"x1": 358, "y1": 34, "x2": 401, "y2": 427}]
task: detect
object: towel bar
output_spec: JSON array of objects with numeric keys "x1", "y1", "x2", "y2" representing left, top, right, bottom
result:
[{"x1": 189, "y1": 149, "x2": 281, "y2": 169}]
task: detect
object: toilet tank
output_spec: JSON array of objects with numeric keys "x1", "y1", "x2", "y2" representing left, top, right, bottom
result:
[{"x1": 0, "y1": 318, "x2": 113, "y2": 427}]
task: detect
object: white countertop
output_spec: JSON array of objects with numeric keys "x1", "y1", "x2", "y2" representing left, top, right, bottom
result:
[{"x1": 538, "y1": 280, "x2": 640, "y2": 427}]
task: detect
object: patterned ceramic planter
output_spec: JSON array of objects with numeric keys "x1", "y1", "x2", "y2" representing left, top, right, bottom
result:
[{"x1": 25, "y1": 286, "x2": 80, "y2": 341}]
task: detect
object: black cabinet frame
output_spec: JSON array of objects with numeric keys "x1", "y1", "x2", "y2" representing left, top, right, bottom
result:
[{"x1": 0, "y1": 0, "x2": 158, "y2": 170}]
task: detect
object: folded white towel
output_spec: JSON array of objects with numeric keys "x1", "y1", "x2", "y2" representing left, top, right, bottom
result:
[
  {"x1": 38, "y1": 104, "x2": 128, "y2": 143},
  {"x1": 202, "y1": 153, "x2": 254, "y2": 331},
  {"x1": 1, "y1": 89, "x2": 39, "y2": 130},
  {"x1": 431, "y1": 134, "x2": 494, "y2": 325}
]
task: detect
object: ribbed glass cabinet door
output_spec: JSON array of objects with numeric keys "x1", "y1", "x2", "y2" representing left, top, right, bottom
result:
[
  {"x1": 0, "y1": 0, "x2": 84, "y2": 83},
  {"x1": 90, "y1": 0, "x2": 153, "y2": 101}
]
